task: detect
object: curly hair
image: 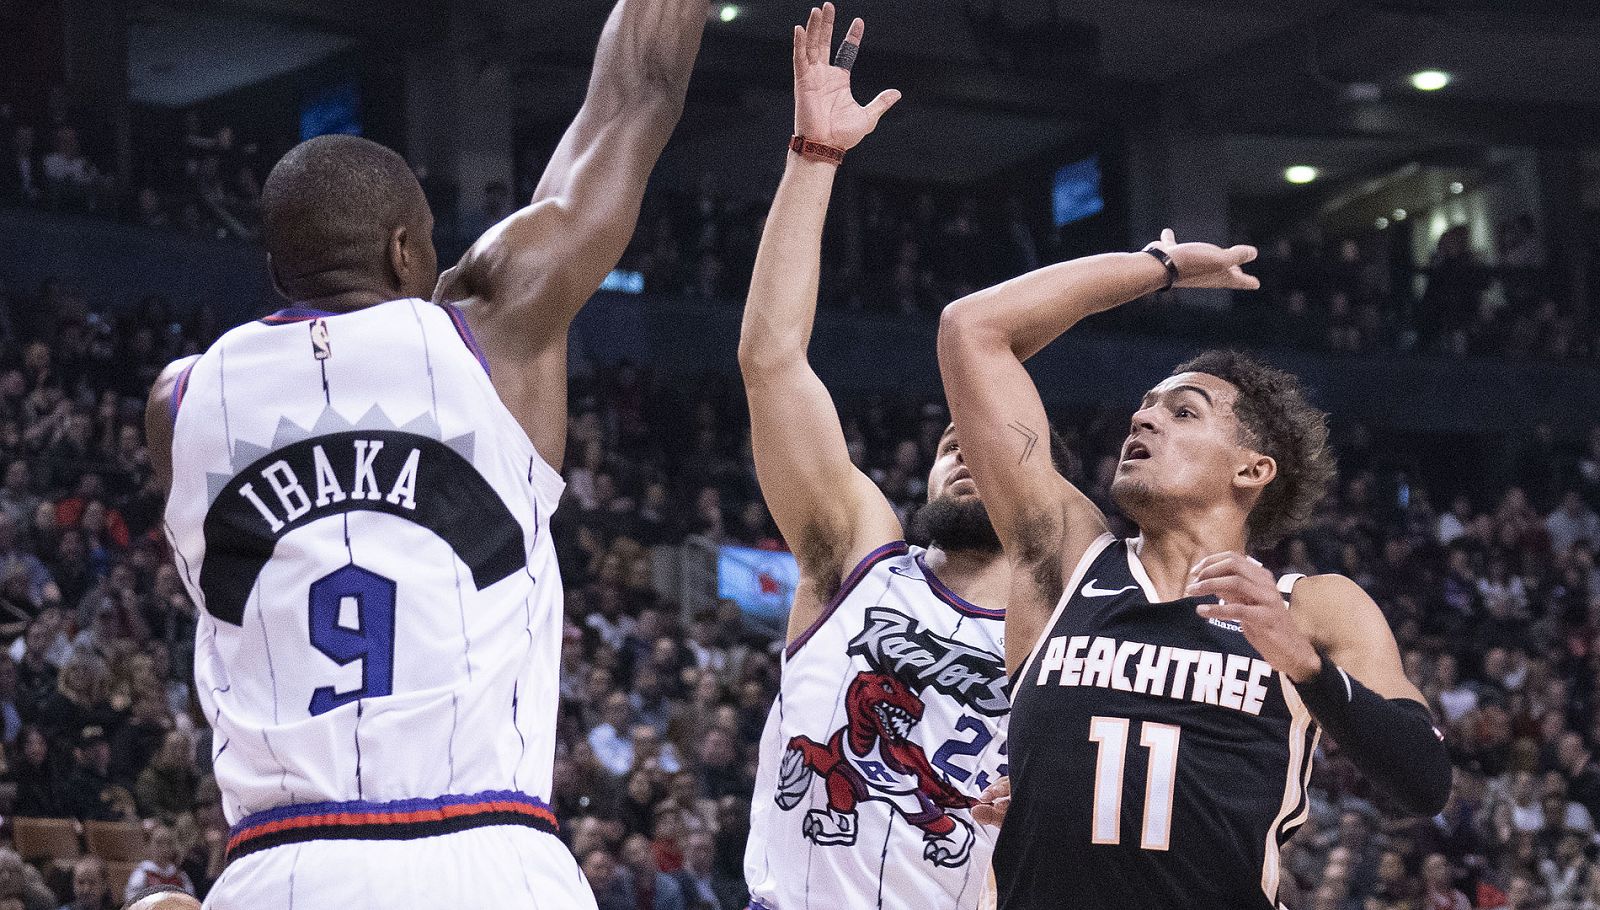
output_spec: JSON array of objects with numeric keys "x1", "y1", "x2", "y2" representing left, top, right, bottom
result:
[{"x1": 1170, "y1": 350, "x2": 1337, "y2": 550}]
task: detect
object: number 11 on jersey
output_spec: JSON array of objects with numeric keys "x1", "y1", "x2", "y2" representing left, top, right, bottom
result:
[{"x1": 1088, "y1": 716, "x2": 1181, "y2": 851}]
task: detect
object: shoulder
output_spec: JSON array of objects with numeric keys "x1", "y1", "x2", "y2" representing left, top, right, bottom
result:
[{"x1": 1286, "y1": 572, "x2": 1385, "y2": 642}]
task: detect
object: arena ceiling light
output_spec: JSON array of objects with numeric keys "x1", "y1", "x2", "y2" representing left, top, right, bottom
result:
[
  {"x1": 718, "y1": 4, "x2": 739, "y2": 22},
  {"x1": 1284, "y1": 165, "x2": 1319, "y2": 185},
  {"x1": 1409, "y1": 70, "x2": 1451, "y2": 91}
]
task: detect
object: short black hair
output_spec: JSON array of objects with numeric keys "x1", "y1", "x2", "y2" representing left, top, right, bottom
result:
[
  {"x1": 1171, "y1": 350, "x2": 1336, "y2": 550},
  {"x1": 261, "y1": 135, "x2": 426, "y2": 289}
]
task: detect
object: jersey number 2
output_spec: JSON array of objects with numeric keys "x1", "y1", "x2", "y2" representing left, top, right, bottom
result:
[
  {"x1": 307, "y1": 564, "x2": 397, "y2": 716},
  {"x1": 1088, "y1": 716, "x2": 1181, "y2": 851}
]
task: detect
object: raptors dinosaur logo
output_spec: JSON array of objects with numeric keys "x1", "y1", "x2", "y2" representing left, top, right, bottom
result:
[{"x1": 776, "y1": 672, "x2": 976, "y2": 867}]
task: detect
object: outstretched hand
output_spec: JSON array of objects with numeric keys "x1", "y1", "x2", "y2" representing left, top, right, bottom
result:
[
  {"x1": 1145, "y1": 229, "x2": 1261, "y2": 291},
  {"x1": 793, "y1": 3, "x2": 901, "y2": 151}
]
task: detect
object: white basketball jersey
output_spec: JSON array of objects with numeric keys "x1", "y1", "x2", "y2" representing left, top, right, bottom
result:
[
  {"x1": 164, "y1": 300, "x2": 566, "y2": 838},
  {"x1": 746, "y1": 542, "x2": 1010, "y2": 910}
]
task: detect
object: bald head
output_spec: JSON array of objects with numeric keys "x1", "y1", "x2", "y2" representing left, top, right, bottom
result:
[
  {"x1": 124, "y1": 892, "x2": 201, "y2": 910},
  {"x1": 262, "y1": 134, "x2": 436, "y2": 304}
]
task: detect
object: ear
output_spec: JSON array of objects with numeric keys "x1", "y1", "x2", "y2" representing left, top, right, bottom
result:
[
  {"x1": 1234, "y1": 452, "x2": 1276, "y2": 493},
  {"x1": 265, "y1": 253, "x2": 290, "y2": 300},
  {"x1": 387, "y1": 225, "x2": 410, "y2": 292}
]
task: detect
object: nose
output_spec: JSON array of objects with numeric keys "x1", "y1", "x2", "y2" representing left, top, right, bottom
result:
[{"x1": 1130, "y1": 407, "x2": 1158, "y2": 435}]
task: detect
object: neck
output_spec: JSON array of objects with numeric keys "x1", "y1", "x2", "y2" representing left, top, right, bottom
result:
[
  {"x1": 283, "y1": 287, "x2": 395, "y2": 313},
  {"x1": 1131, "y1": 518, "x2": 1249, "y2": 602},
  {"x1": 921, "y1": 545, "x2": 1008, "y2": 608}
]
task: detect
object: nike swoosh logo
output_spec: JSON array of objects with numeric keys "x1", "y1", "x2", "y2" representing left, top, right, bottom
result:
[
  {"x1": 1081, "y1": 580, "x2": 1137, "y2": 598},
  {"x1": 887, "y1": 566, "x2": 923, "y2": 580}
]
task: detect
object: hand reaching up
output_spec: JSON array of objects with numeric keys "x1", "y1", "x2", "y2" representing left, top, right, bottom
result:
[{"x1": 793, "y1": 3, "x2": 901, "y2": 151}]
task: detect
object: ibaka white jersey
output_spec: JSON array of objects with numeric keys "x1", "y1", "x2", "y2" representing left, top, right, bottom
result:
[
  {"x1": 163, "y1": 300, "x2": 566, "y2": 839},
  {"x1": 746, "y1": 542, "x2": 1010, "y2": 910}
]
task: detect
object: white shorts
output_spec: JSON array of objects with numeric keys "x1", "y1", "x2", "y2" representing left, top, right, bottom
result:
[{"x1": 203, "y1": 825, "x2": 596, "y2": 910}]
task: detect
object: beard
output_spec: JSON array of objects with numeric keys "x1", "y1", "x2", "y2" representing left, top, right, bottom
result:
[{"x1": 911, "y1": 494, "x2": 1002, "y2": 555}]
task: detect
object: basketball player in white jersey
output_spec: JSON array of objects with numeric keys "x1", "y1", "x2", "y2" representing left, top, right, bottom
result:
[
  {"x1": 739, "y1": 8, "x2": 1059, "y2": 908},
  {"x1": 143, "y1": 1, "x2": 709, "y2": 906}
]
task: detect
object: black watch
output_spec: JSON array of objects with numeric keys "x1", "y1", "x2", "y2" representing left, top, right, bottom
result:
[{"x1": 1142, "y1": 246, "x2": 1178, "y2": 292}]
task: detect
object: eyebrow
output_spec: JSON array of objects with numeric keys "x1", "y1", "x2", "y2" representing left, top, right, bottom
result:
[{"x1": 1141, "y1": 384, "x2": 1215, "y2": 408}]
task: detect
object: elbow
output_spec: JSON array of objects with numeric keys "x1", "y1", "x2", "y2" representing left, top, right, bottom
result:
[
  {"x1": 1393, "y1": 739, "x2": 1453, "y2": 818},
  {"x1": 937, "y1": 297, "x2": 1004, "y2": 362},
  {"x1": 737, "y1": 335, "x2": 801, "y2": 379}
]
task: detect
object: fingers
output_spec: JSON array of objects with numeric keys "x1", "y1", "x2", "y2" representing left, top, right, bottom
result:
[
  {"x1": 803, "y1": 7, "x2": 824, "y2": 66},
  {"x1": 793, "y1": 25, "x2": 806, "y2": 74},
  {"x1": 1230, "y1": 244, "x2": 1258, "y2": 264},
  {"x1": 1189, "y1": 551, "x2": 1247, "y2": 580},
  {"x1": 864, "y1": 89, "x2": 902, "y2": 120},
  {"x1": 814, "y1": 3, "x2": 835, "y2": 65},
  {"x1": 846, "y1": 15, "x2": 864, "y2": 46},
  {"x1": 1185, "y1": 575, "x2": 1255, "y2": 603},
  {"x1": 978, "y1": 776, "x2": 1011, "y2": 802},
  {"x1": 1161, "y1": 228, "x2": 1176, "y2": 246}
]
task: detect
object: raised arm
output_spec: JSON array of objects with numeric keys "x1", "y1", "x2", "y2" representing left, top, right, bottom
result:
[
  {"x1": 436, "y1": 0, "x2": 709, "y2": 465},
  {"x1": 738, "y1": 4, "x2": 901, "y2": 642},
  {"x1": 937, "y1": 233, "x2": 1257, "y2": 670}
]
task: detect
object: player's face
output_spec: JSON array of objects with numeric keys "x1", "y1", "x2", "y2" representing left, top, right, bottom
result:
[
  {"x1": 1110, "y1": 372, "x2": 1271, "y2": 524},
  {"x1": 926, "y1": 424, "x2": 979, "y2": 503}
]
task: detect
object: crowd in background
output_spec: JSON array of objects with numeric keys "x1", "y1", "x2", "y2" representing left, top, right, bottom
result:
[
  {"x1": 5, "y1": 90, "x2": 1597, "y2": 364},
  {"x1": 0, "y1": 99, "x2": 271, "y2": 243}
]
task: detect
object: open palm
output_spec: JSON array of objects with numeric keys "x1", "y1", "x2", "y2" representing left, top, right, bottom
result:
[{"x1": 793, "y1": 4, "x2": 900, "y2": 152}]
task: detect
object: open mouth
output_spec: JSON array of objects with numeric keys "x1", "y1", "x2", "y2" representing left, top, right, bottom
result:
[
  {"x1": 873, "y1": 702, "x2": 916, "y2": 742},
  {"x1": 1122, "y1": 440, "x2": 1151, "y2": 462}
]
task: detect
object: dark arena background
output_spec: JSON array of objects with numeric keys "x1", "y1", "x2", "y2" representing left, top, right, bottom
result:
[{"x1": 3, "y1": 0, "x2": 1600, "y2": 908}]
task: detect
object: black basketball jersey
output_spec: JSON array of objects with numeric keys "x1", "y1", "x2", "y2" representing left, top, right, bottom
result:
[{"x1": 993, "y1": 534, "x2": 1317, "y2": 910}]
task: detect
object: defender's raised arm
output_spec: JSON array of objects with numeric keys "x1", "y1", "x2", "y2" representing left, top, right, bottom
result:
[
  {"x1": 437, "y1": 0, "x2": 711, "y2": 465},
  {"x1": 738, "y1": 3, "x2": 900, "y2": 637}
]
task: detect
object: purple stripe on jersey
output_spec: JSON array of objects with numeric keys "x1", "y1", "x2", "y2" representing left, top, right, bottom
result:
[
  {"x1": 167, "y1": 361, "x2": 196, "y2": 429},
  {"x1": 785, "y1": 541, "x2": 909, "y2": 659},
  {"x1": 441, "y1": 303, "x2": 491, "y2": 376},
  {"x1": 261, "y1": 306, "x2": 339, "y2": 324},
  {"x1": 915, "y1": 553, "x2": 1004, "y2": 619}
]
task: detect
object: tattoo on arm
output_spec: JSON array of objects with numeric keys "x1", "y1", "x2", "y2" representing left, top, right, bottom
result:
[{"x1": 1008, "y1": 421, "x2": 1039, "y2": 465}]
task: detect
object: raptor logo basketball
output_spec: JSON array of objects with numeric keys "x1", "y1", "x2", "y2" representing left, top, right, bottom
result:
[{"x1": 773, "y1": 607, "x2": 1007, "y2": 868}]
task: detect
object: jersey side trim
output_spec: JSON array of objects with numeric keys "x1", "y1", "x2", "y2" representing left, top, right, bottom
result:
[
  {"x1": 1015, "y1": 532, "x2": 1115, "y2": 682},
  {"x1": 785, "y1": 541, "x2": 909, "y2": 659},
  {"x1": 441, "y1": 303, "x2": 492, "y2": 376},
  {"x1": 167, "y1": 360, "x2": 196, "y2": 429}
]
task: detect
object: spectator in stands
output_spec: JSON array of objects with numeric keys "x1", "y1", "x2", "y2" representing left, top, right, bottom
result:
[
  {"x1": 0, "y1": 847, "x2": 54, "y2": 910},
  {"x1": 621, "y1": 833, "x2": 685, "y2": 910},
  {"x1": 583, "y1": 848, "x2": 631, "y2": 910},
  {"x1": 41, "y1": 127, "x2": 98, "y2": 212},
  {"x1": 60, "y1": 725, "x2": 125, "y2": 821},
  {"x1": 3, "y1": 126, "x2": 44, "y2": 205},
  {"x1": 120, "y1": 890, "x2": 198, "y2": 910},
  {"x1": 589, "y1": 691, "x2": 637, "y2": 778},
  {"x1": 60, "y1": 856, "x2": 114, "y2": 910},
  {"x1": 122, "y1": 825, "x2": 193, "y2": 902}
]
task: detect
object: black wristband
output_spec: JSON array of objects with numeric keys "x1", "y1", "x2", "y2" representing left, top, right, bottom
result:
[
  {"x1": 1292, "y1": 653, "x2": 1452, "y2": 817},
  {"x1": 1143, "y1": 246, "x2": 1178, "y2": 292}
]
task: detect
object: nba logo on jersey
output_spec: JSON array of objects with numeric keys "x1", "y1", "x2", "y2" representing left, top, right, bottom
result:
[{"x1": 310, "y1": 318, "x2": 332, "y2": 360}]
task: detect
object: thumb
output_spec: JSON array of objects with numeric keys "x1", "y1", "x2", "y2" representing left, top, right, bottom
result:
[
  {"x1": 865, "y1": 89, "x2": 903, "y2": 121},
  {"x1": 1161, "y1": 228, "x2": 1176, "y2": 246}
]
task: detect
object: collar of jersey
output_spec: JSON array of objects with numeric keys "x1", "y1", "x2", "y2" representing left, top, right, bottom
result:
[{"x1": 914, "y1": 552, "x2": 1004, "y2": 619}]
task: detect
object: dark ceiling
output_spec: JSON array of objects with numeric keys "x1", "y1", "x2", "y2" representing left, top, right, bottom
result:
[{"x1": 128, "y1": 0, "x2": 1600, "y2": 194}]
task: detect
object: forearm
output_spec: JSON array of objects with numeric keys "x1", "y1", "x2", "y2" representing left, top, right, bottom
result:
[
  {"x1": 1295, "y1": 655, "x2": 1453, "y2": 817},
  {"x1": 943, "y1": 251, "x2": 1170, "y2": 362},
  {"x1": 738, "y1": 154, "x2": 838, "y2": 372},
  {"x1": 587, "y1": 0, "x2": 709, "y2": 118}
]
